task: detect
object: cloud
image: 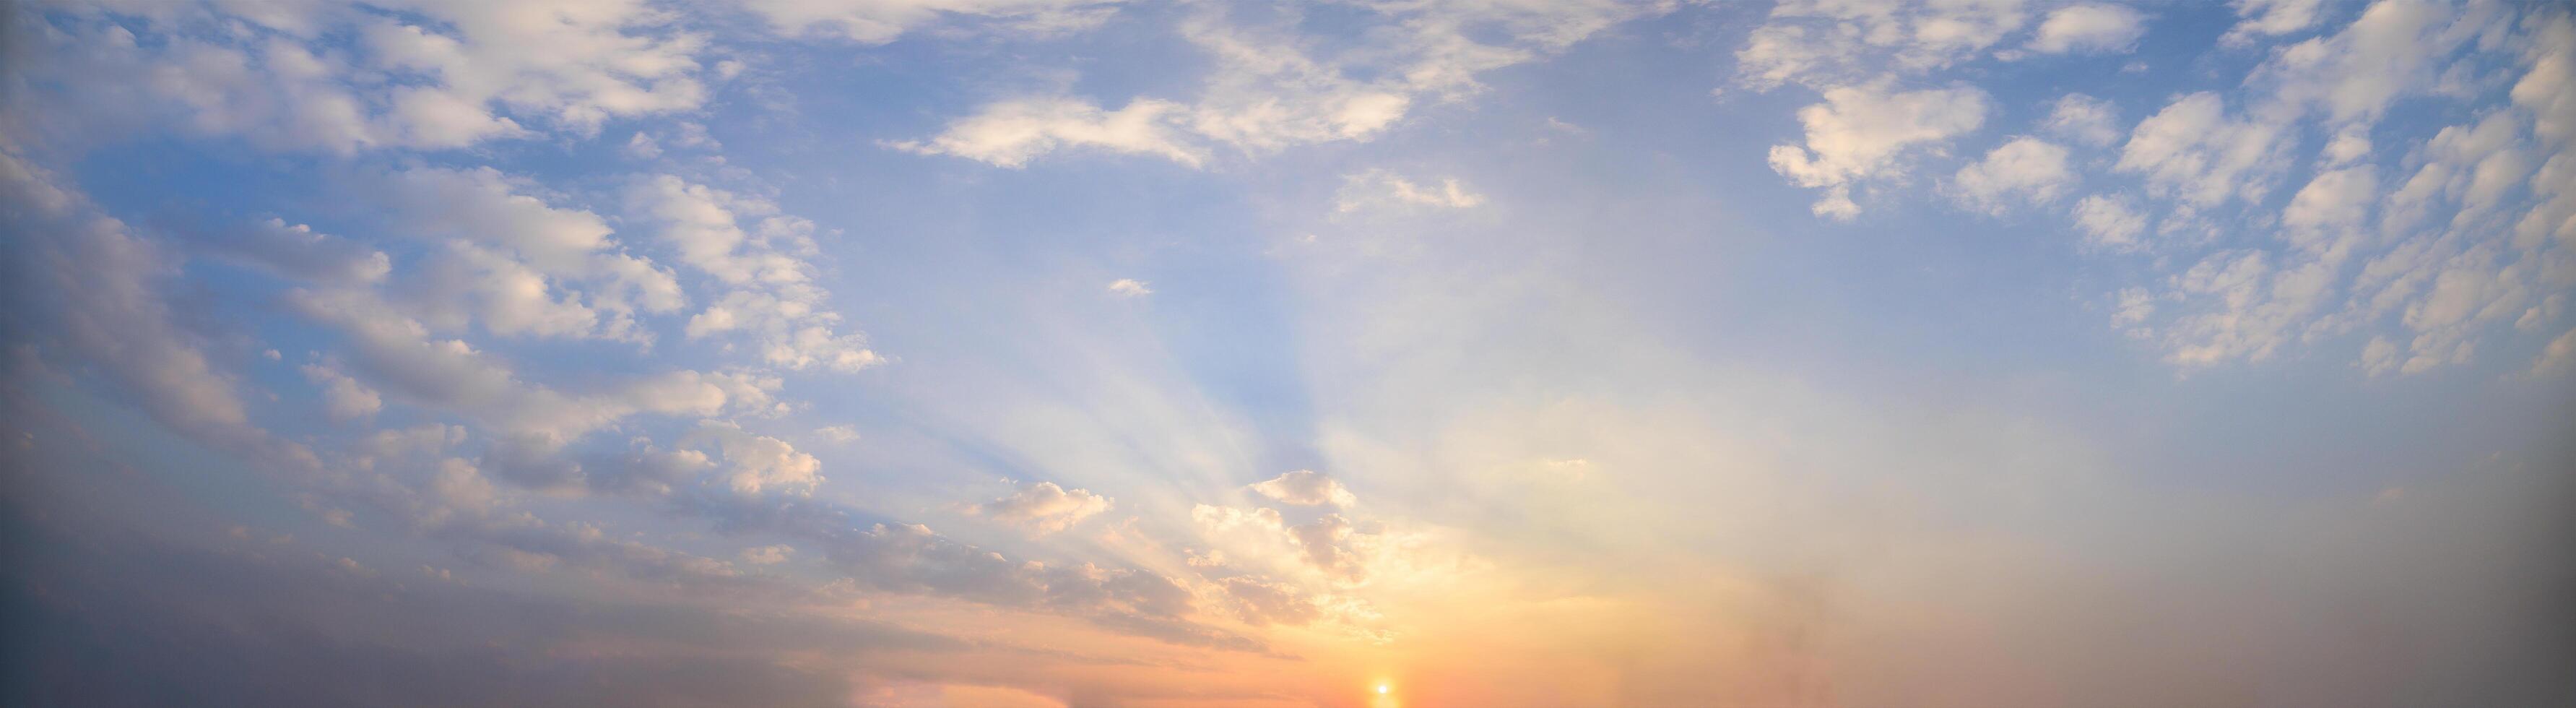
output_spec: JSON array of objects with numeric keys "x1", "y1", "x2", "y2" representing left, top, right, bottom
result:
[
  {"x1": 2280, "y1": 165, "x2": 2378, "y2": 243},
  {"x1": 360, "y1": 166, "x2": 684, "y2": 343},
  {"x1": 901, "y1": 1, "x2": 1654, "y2": 167},
  {"x1": 194, "y1": 218, "x2": 390, "y2": 285},
  {"x1": 1106, "y1": 279, "x2": 1153, "y2": 297},
  {"x1": 2224, "y1": 0, "x2": 2332, "y2": 45},
  {"x1": 1217, "y1": 577, "x2": 1321, "y2": 626},
  {"x1": 693, "y1": 425, "x2": 824, "y2": 497},
  {"x1": 2245, "y1": 0, "x2": 2473, "y2": 128},
  {"x1": 888, "y1": 98, "x2": 1203, "y2": 168},
  {"x1": 0, "y1": 142, "x2": 318, "y2": 474},
  {"x1": 623, "y1": 175, "x2": 881, "y2": 372},
  {"x1": 2026, "y1": 4, "x2": 2148, "y2": 55},
  {"x1": 283, "y1": 285, "x2": 776, "y2": 442},
  {"x1": 1734, "y1": 0, "x2": 2035, "y2": 90},
  {"x1": 9, "y1": 0, "x2": 708, "y2": 152},
  {"x1": 302, "y1": 363, "x2": 383, "y2": 422},
  {"x1": 2071, "y1": 194, "x2": 2149, "y2": 251},
  {"x1": 2531, "y1": 327, "x2": 2576, "y2": 376},
  {"x1": 1335, "y1": 170, "x2": 1487, "y2": 213},
  {"x1": 742, "y1": 0, "x2": 1121, "y2": 44},
  {"x1": 740, "y1": 545, "x2": 794, "y2": 564},
  {"x1": 2115, "y1": 92, "x2": 2291, "y2": 210},
  {"x1": 1249, "y1": 470, "x2": 1356, "y2": 507},
  {"x1": 1768, "y1": 81, "x2": 1990, "y2": 218},
  {"x1": 1949, "y1": 137, "x2": 2076, "y2": 215},
  {"x1": 973, "y1": 481, "x2": 1112, "y2": 535},
  {"x1": 2042, "y1": 93, "x2": 2122, "y2": 147}
]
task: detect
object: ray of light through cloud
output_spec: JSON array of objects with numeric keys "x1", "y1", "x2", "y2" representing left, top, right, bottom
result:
[{"x1": 1, "y1": 1, "x2": 2572, "y2": 706}]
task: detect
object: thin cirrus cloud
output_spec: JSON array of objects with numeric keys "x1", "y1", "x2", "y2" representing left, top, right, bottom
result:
[{"x1": 1, "y1": 1, "x2": 2570, "y2": 707}]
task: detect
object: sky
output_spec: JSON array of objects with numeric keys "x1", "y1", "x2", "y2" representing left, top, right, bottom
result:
[{"x1": 1, "y1": 0, "x2": 2572, "y2": 706}]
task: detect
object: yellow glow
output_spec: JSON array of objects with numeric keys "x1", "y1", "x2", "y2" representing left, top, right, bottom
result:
[{"x1": 1376, "y1": 684, "x2": 1390, "y2": 694}]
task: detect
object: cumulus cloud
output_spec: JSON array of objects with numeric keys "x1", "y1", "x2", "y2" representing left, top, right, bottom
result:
[
  {"x1": 358, "y1": 166, "x2": 684, "y2": 344},
  {"x1": 2071, "y1": 194, "x2": 2149, "y2": 251},
  {"x1": 9, "y1": 0, "x2": 708, "y2": 152},
  {"x1": 2280, "y1": 165, "x2": 2378, "y2": 246},
  {"x1": 682, "y1": 423, "x2": 824, "y2": 497},
  {"x1": 623, "y1": 176, "x2": 881, "y2": 372},
  {"x1": 2026, "y1": 4, "x2": 2148, "y2": 55},
  {"x1": 0, "y1": 143, "x2": 318, "y2": 473},
  {"x1": 1106, "y1": 279, "x2": 1153, "y2": 297},
  {"x1": 1188, "y1": 503, "x2": 1412, "y2": 589},
  {"x1": 1949, "y1": 137, "x2": 2076, "y2": 215},
  {"x1": 1768, "y1": 81, "x2": 1989, "y2": 219},
  {"x1": 283, "y1": 285, "x2": 776, "y2": 443},
  {"x1": 2042, "y1": 93, "x2": 2122, "y2": 147},
  {"x1": 302, "y1": 362, "x2": 383, "y2": 422},
  {"x1": 2115, "y1": 92, "x2": 2291, "y2": 210},
  {"x1": 1249, "y1": 470, "x2": 1356, "y2": 507},
  {"x1": 973, "y1": 481, "x2": 1112, "y2": 535}
]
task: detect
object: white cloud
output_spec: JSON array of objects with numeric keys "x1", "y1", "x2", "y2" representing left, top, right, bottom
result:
[
  {"x1": 1, "y1": 143, "x2": 319, "y2": 474},
  {"x1": 901, "y1": 1, "x2": 1653, "y2": 167},
  {"x1": 301, "y1": 363, "x2": 383, "y2": 422},
  {"x1": 1249, "y1": 470, "x2": 1356, "y2": 507},
  {"x1": 741, "y1": 545, "x2": 794, "y2": 565},
  {"x1": 2531, "y1": 327, "x2": 2576, "y2": 376},
  {"x1": 365, "y1": 166, "x2": 684, "y2": 343},
  {"x1": 2026, "y1": 4, "x2": 2148, "y2": 55},
  {"x1": 624, "y1": 175, "x2": 881, "y2": 372},
  {"x1": 2224, "y1": 0, "x2": 2331, "y2": 46},
  {"x1": 1190, "y1": 504, "x2": 1369, "y2": 584},
  {"x1": 2071, "y1": 194, "x2": 2149, "y2": 251},
  {"x1": 12, "y1": 0, "x2": 709, "y2": 152},
  {"x1": 1734, "y1": 0, "x2": 2036, "y2": 90},
  {"x1": 2042, "y1": 93, "x2": 2122, "y2": 147},
  {"x1": 692, "y1": 424, "x2": 824, "y2": 496},
  {"x1": 2321, "y1": 125, "x2": 2373, "y2": 165},
  {"x1": 1768, "y1": 81, "x2": 1989, "y2": 218},
  {"x1": 1335, "y1": 170, "x2": 1486, "y2": 213},
  {"x1": 2280, "y1": 165, "x2": 2378, "y2": 244},
  {"x1": 973, "y1": 481, "x2": 1113, "y2": 535},
  {"x1": 430, "y1": 457, "x2": 498, "y2": 513},
  {"x1": 888, "y1": 98, "x2": 1202, "y2": 168},
  {"x1": 2246, "y1": 0, "x2": 2473, "y2": 128},
  {"x1": 1106, "y1": 279, "x2": 1153, "y2": 297},
  {"x1": 2115, "y1": 92, "x2": 2289, "y2": 210},
  {"x1": 283, "y1": 285, "x2": 775, "y2": 443},
  {"x1": 742, "y1": 0, "x2": 1120, "y2": 44},
  {"x1": 1949, "y1": 137, "x2": 2076, "y2": 215}
]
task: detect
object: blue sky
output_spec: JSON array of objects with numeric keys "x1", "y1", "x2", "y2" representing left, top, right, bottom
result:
[{"x1": 3, "y1": 1, "x2": 2572, "y2": 706}]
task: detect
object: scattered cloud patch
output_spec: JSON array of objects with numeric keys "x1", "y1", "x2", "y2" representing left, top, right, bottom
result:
[
  {"x1": 974, "y1": 482, "x2": 1112, "y2": 535},
  {"x1": 1249, "y1": 470, "x2": 1356, "y2": 507}
]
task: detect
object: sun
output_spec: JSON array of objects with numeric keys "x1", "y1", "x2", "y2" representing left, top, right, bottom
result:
[{"x1": 1376, "y1": 685, "x2": 1390, "y2": 695}]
